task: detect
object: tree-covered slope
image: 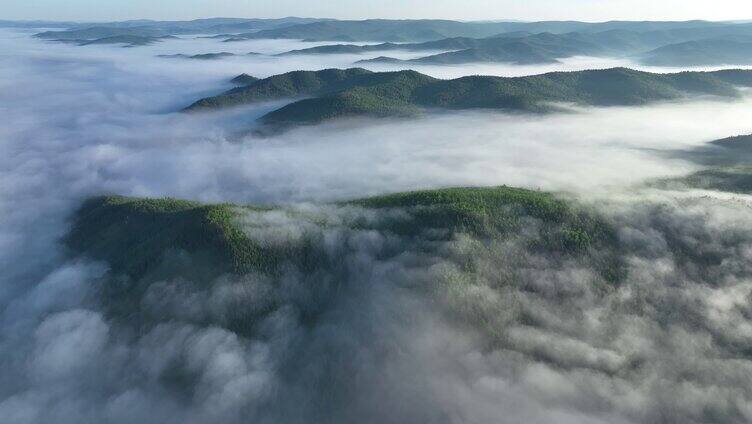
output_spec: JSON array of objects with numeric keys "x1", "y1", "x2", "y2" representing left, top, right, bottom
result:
[
  {"x1": 67, "y1": 186, "x2": 620, "y2": 282},
  {"x1": 656, "y1": 133, "x2": 752, "y2": 192},
  {"x1": 65, "y1": 196, "x2": 275, "y2": 279},
  {"x1": 185, "y1": 67, "x2": 752, "y2": 130},
  {"x1": 184, "y1": 68, "x2": 376, "y2": 111}
]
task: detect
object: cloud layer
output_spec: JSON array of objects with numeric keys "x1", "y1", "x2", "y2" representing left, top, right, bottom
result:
[{"x1": 3, "y1": 28, "x2": 752, "y2": 424}]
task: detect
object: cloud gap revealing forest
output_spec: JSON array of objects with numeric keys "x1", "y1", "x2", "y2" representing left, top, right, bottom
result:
[{"x1": 5, "y1": 12, "x2": 752, "y2": 424}]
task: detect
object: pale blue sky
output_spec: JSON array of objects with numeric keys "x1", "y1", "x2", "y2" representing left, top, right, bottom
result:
[{"x1": 4, "y1": 0, "x2": 752, "y2": 22}]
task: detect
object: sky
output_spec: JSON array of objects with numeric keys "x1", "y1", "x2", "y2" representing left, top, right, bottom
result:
[{"x1": 3, "y1": 0, "x2": 752, "y2": 22}]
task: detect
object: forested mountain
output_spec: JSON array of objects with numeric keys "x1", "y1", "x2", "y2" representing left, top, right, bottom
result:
[
  {"x1": 185, "y1": 67, "x2": 752, "y2": 131},
  {"x1": 68, "y1": 186, "x2": 619, "y2": 281}
]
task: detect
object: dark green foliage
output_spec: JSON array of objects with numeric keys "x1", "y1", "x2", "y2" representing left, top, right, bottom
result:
[
  {"x1": 67, "y1": 186, "x2": 622, "y2": 281},
  {"x1": 188, "y1": 67, "x2": 752, "y2": 130},
  {"x1": 66, "y1": 187, "x2": 627, "y2": 337},
  {"x1": 184, "y1": 68, "x2": 375, "y2": 111},
  {"x1": 352, "y1": 186, "x2": 618, "y2": 255},
  {"x1": 65, "y1": 195, "x2": 274, "y2": 279},
  {"x1": 185, "y1": 67, "x2": 752, "y2": 128},
  {"x1": 259, "y1": 89, "x2": 421, "y2": 128},
  {"x1": 258, "y1": 70, "x2": 434, "y2": 127}
]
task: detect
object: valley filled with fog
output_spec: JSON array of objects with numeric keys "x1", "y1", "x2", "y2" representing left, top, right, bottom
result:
[{"x1": 4, "y1": 24, "x2": 752, "y2": 424}]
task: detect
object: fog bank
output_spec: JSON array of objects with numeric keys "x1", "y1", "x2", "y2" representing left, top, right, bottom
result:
[{"x1": 3, "y1": 28, "x2": 752, "y2": 424}]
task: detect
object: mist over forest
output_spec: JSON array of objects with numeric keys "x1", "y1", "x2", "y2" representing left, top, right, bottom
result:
[{"x1": 3, "y1": 15, "x2": 752, "y2": 424}]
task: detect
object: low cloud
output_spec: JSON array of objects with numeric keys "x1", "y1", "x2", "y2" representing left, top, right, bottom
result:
[{"x1": 4, "y1": 28, "x2": 752, "y2": 424}]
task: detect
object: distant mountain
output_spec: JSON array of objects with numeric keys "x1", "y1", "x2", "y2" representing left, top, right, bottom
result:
[
  {"x1": 659, "y1": 133, "x2": 752, "y2": 167},
  {"x1": 79, "y1": 35, "x2": 176, "y2": 46},
  {"x1": 232, "y1": 19, "x2": 517, "y2": 42},
  {"x1": 0, "y1": 20, "x2": 75, "y2": 28},
  {"x1": 32, "y1": 17, "x2": 329, "y2": 40},
  {"x1": 185, "y1": 68, "x2": 374, "y2": 110},
  {"x1": 30, "y1": 18, "x2": 752, "y2": 59},
  {"x1": 184, "y1": 67, "x2": 752, "y2": 132},
  {"x1": 158, "y1": 51, "x2": 237, "y2": 60},
  {"x1": 658, "y1": 165, "x2": 752, "y2": 194},
  {"x1": 356, "y1": 56, "x2": 404, "y2": 64},
  {"x1": 236, "y1": 19, "x2": 752, "y2": 43},
  {"x1": 282, "y1": 28, "x2": 752, "y2": 65},
  {"x1": 285, "y1": 32, "x2": 610, "y2": 57},
  {"x1": 359, "y1": 33, "x2": 607, "y2": 65},
  {"x1": 229, "y1": 19, "x2": 730, "y2": 42},
  {"x1": 657, "y1": 133, "x2": 752, "y2": 190},
  {"x1": 35, "y1": 26, "x2": 169, "y2": 40},
  {"x1": 640, "y1": 39, "x2": 752, "y2": 66}
]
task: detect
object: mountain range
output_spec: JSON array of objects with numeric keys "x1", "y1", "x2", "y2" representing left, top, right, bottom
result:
[
  {"x1": 28, "y1": 18, "x2": 752, "y2": 66},
  {"x1": 184, "y1": 67, "x2": 752, "y2": 132},
  {"x1": 280, "y1": 28, "x2": 752, "y2": 66}
]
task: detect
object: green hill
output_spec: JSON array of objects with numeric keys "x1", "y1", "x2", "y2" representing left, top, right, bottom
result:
[
  {"x1": 66, "y1": 186, "x2": 626, "y2": 342},
  {"x1": 65, "y1": 196, "x2": 274, "y2": 279},
  {"x1": 184, "y1": 67, "x2": 752, "y2": 130},
  {"x1": 66, "y1": 186, "x2": 621, "y2": 282},
  {"x1": 184, "y1": 68, "x2": 375, "y2": 111}
]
